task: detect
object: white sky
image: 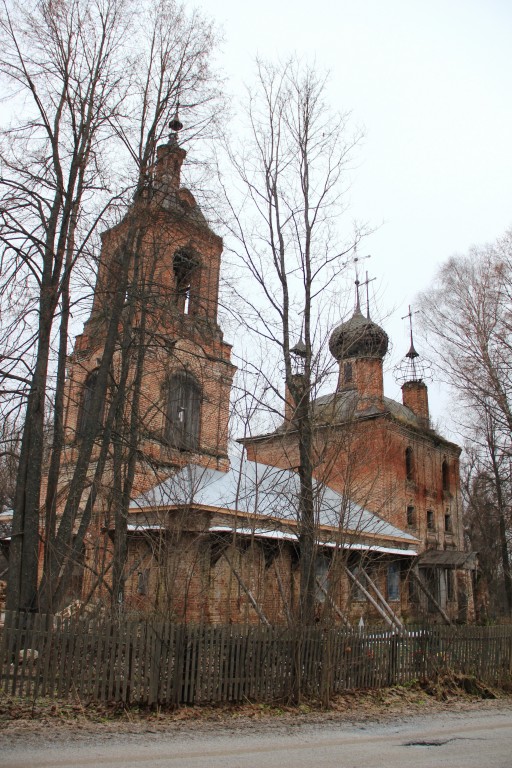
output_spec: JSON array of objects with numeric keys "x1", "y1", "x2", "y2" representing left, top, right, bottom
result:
[{"x1": 197, "y1": 0, "x2": 512, "y2": 430}]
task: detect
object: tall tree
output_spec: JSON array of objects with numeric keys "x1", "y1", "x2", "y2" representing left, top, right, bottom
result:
[
  {"x1": 0, "y1": 0, "x2": 221, "y2": 612},
  {"x1": 222, "y1": 59, "x2": 364, "y2": 627},
  {"x1": 1, "y1": 0, "x2": 128, "y2": 612},
  {"x1": 418, "y1": 232, "x2": 512, "y2": 614}
]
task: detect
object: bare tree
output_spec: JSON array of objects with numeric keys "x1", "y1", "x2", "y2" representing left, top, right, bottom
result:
[
  {"x1": 221, "y1": 58, "x2": 364, "y2": 627},
  {"x1": 418, "y1": 232, "x2": 512, "y2": 614},
  {"x1": 0, "y1": 0, "x2": 222, "y2": 612},
  {"x1": 1, "y1": 0, "x2": 129, "y2": 612}
]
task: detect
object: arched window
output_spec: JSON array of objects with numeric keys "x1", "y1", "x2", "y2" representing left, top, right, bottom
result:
[
  {"x1": 343, "y1": 361, "x2": 353, "y2": 385},
  {"x1": 173, "y1": 249, "x2": 199, "y2": 315},
  {"x1": 165, "y1": 373, "x2": 201, "y2": 450},
  {"x1": 442, "y1": 459, "x2": 450, "y2": 492},
  {"x1": 77, "y1": 370, "x2": 100, "y2": 440},
  {"x1": 405, "y1": 446, "x2": 414, "y2": 481}
]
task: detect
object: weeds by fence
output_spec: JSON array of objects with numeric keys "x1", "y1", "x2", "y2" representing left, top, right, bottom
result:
[{"x1": 1, "y1": 612, "x2": 511, "y2": 706}]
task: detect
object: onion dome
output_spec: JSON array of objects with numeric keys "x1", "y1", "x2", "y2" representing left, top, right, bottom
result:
[{"x1": 329, "y1": 307, "x2": 389, "y2": 361}]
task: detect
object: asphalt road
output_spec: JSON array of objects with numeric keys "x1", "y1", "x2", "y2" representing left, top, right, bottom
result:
[{"x1": 2, "y1": 709, "x2": 512, "y2": 767}]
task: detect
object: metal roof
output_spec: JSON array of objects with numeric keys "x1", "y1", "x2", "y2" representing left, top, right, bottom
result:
[
  {"x1": 130, "y1": 461, "x2": 417, "y2": 544},
  {"x1": 209, "y1": 526, "x2": 417, "y2": 556}
]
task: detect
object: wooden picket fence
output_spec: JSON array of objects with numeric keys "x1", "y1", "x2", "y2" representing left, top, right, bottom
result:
[{"x1": 1, "y1": 612, "x2": 511, "y2": 706}]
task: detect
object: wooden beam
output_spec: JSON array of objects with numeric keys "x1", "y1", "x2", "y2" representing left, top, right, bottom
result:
[
  {"x1": 359, "y1": 567, "x2": 404, "y2": 631},
  {"x1": 344, "y1": 565, "x2": 397, "y2": 631},
  {"x1": 315, "y1": 577, "x2": 351, "y2": 627}
]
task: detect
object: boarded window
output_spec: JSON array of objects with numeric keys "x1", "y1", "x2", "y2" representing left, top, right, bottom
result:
[
  {"x1": 387, "y1": 562, "x2": 400, "y2": 601},
  {"x1": 77, "y1": 370, "x2": 102, "y2": 440},
  {"x1": 165, "y1": 373, "x2": 201, "y2": 450},
  {"x1": 137, "y1": 569, "x2": 149, "y2": 596}
]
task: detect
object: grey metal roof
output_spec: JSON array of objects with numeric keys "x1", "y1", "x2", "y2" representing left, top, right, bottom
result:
[
  {"x1": 130, "y1": 461, "x2": 416, "y2": 544},
  {"x1": 312, "y1": 390, "x2": 425, "y2": 429}
]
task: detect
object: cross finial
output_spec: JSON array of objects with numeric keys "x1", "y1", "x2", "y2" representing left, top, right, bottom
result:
[
  {"x1": 361, "y1": 270, "x2": 376, "y2": 319},
  {"x1": 401, "y1": 304, "x2": 420, "y2": 359},
  {"x1": 347, "y1": 248, "x2": 371, "y2": 312}
]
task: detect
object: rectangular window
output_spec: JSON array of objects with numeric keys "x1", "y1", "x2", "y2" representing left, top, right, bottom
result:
[
  {"x1": 350, "y1": 564, "x2": 368, "y2": 601},
  {"x1": 315, "y1": 555, "x2": 330, "y2": 603},
  {"x1": 408, "y1": 576, "x2": 417, "y2": 603},
  {"x1": 427, "y1": 510, "x2": 435, "y2": 531},
  {"x1": 444, "y1": 513, "x2": 452, "y2": 532},
  {"x1": 407, "y1": 505, "x2": 415, "y2": 527},
  {"x1": 446, "y1": 569, "x2": 454, "y2": 601},
  {"x1": 387, "y1": 562, "x2": 400, "y2": 601},
  {"x1": 137, "y1": 569, "x2": 149, "y2": 596},
  {"x1": 425, "y1": 568, "x2": 439, "y2": 612}
]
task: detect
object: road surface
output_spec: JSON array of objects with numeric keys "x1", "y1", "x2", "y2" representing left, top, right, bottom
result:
[{"x1": 1, "y1": 708, "x2": 512, "y2": 767}]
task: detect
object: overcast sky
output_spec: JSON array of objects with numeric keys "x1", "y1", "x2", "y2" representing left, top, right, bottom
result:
[{"x1": 196, "y1": 0, "x2": 512, "y2": 428}]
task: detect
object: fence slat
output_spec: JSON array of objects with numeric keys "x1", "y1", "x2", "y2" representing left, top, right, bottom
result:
[{"x1": 2, "y1": 616, "x2": 512, "y2": 707}]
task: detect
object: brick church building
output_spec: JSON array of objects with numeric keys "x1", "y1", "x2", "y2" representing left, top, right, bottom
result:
[{"x1": 38, "y1": 130, "x2": 476, "y2": 626}]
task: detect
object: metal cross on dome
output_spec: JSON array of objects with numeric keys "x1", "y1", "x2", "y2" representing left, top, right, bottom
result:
[
  {"x1": 394, "y1": 304, "x2": 433, "y2": 384},
  {"x1": 344, "y1": 248, "x2": 371, "y2": 312},
  {"x1": 401, "y1": 304, "x2": 420, "y2": 359}
]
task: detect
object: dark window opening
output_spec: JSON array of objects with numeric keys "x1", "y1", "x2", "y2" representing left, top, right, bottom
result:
[
  {"x1": 442, "y1": 459, "x2": 450, "y2": 492},
  {"x1": 408, "y1": 575, "x2": 417, "y2": 603},
  {"x1": 427, "y1": 509, "x2": 435, "y2": 531},
  {"x1": 77, "y1": 370, "x2": 102, "y2": 440},
  {"x1": 315, "y1": 555, "x2": 330, "y2": 603},
  {"x1": 407, "y1": 505, "x2": 416, "y2": 527},
  {"x1": 405, "y1": 447, "x2": 414, "y2": 481},
  {"x1": 425, "y1": 567, "x2": 439, "y2": 611},
  {"x1": 65, "y1": 539, "x2": 85, "y2": 601},
  {"x1": 165, "y1": 373, "x2": 201, "y2": 451},
  {"x1": 387, "y1": 562, "x2": 400, "y2": 601},
  {"x1": 444, "y1": 512, "x2": 452, "y2": 533},
  {"x1": 343, "y1": 361, "x2": 353, "y2": 384},
  {"x1": 137, "y1": 569, "x2": 149, "y2": 596},
  {"x1": 173, "y1": 249, "x2": 199, "y2": 315},
  {"x1": 350, "y1": 564, "x2": 368, "y2": 601},
  {"x1": 446, "y1": 569, "x2": 454, "y2": 601}
]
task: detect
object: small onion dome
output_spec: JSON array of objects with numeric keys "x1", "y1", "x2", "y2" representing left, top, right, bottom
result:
[{"x1": 329, "y1": 308, "x2": 389, "y2": 361}]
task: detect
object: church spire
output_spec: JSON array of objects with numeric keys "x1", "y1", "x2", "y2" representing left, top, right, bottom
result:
[
  {"x1": 394, "y1": 305, "x2": 431, "y2": 426},
  {"x1": 155, "y1": 103, "x2": 186, "y2": 192}
]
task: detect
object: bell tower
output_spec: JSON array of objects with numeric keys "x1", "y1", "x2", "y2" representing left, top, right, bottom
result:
[{"x1": 61, "y1": 120, "x2": 235, "y2": 494}]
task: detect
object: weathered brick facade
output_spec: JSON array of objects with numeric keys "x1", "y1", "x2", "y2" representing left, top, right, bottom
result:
[
  {"x1": 60, "y1": 138, "x2": 235, "y2": 497},
  {"x1": 46, "y1": 140, "x2": 474, "y2": 627},
  {"x1": 243, "y1": 308, "x2": 475, "y2": 623}
]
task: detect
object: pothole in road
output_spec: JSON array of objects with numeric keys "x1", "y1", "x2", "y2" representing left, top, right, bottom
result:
[
  {"x1": 403, "y1": 739, "x2": 452, "y2": 747},
  {"x1": 403, "y1": 737, "x2": 486, "y2": 748}
]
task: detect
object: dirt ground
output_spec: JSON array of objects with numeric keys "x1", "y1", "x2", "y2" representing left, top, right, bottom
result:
[{"x1": 1, "y1": 674, "x2": 511, "y2": 748}]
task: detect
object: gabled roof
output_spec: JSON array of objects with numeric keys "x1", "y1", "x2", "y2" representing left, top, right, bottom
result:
[{"x1": 130, "y1": 461, "x2": 417, "y2": 546}]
